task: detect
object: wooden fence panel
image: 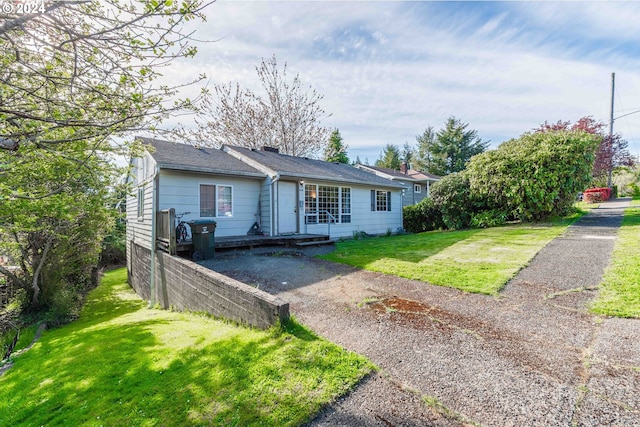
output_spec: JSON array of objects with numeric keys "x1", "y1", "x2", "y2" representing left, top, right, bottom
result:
[{"x1": 156, "y1": 208, "x2": 176, "y2": 255}]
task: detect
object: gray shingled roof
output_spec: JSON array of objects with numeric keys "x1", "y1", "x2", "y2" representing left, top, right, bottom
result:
[
  {"x1": 139, "y1": 137, "x2": 265, "y2": 178},
  {"x1": 224, "y1": 145, "x2": 405, "y2": 189}
]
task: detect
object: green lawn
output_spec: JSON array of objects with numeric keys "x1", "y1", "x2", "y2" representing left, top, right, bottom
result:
[
  {"x1": 0, "y1": 268, "x2": 373, "y2": 426},
  {"x1": 591, "y1": 201, "x2": 640, "y2": 318},
  {"x1": 321, "y1": 219, "x2": 578, "y2": 295}
]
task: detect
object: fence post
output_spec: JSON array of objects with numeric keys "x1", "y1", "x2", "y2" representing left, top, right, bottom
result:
[{"x1": 169, "y1": 208, "x2": 176, "y2": 255}]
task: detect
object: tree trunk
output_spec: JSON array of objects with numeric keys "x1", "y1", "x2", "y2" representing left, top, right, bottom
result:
[{"x1": 31, "y1": 236, "x2": 53, "y2": 307}]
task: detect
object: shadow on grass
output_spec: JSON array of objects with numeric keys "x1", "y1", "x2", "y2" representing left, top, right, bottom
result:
[
  {"x1": 320, "y1": 228, "x2": 483, "y2": 268},
  {"x1": 164, "y1": 326, "x2": 367, "y2": 426},
  {"x1": 0, "y1": 269, "x2": 372, "y2": 426}
]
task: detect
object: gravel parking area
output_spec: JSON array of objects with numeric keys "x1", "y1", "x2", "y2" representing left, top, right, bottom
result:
[{"x1": 202, "y1": 198, "x2": 640, "y2": 426}]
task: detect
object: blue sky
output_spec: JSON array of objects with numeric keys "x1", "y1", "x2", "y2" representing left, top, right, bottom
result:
[{"x1": 166, "y1": 1, "x2": 640, "y2": 163}]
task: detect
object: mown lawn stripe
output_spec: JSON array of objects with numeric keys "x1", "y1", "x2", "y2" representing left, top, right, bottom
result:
[{"x1": 321, "y1": 219, "x2": 578, "y2": 295}]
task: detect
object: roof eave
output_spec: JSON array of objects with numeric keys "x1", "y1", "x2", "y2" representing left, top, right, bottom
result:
[
  {"x1": 277, "y1": 172, "x2": 405, "y2": 189},
  {"x1": 157, "y1": 164, "x2": 266, "y2": 178}
]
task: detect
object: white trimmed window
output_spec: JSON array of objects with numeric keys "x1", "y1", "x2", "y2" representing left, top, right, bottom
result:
[
  {"x1": 217, "y1": 185, "x2": 233, "y2": 217},
  {"x1": 414, "y1": 184, "x2": 421, "y2": 193},
  {"x1": 341, "y1": 187, "x2": 351, "y2": 223},
  {"x1": 305, "y1": 184, "x2": 351, "y2": 224},
  {"x1": 371, "y1": 190, "x2": 391, "y2": 211},
  {"x1": 200, "y1": 184, "x2": 233, "y2": 217}
]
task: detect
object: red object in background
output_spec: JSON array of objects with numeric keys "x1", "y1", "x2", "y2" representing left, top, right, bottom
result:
[{"x1": 583, "y1": 187, "x2": 611, "y2": 203}]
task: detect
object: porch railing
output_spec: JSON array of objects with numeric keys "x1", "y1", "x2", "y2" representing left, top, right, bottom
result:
[{"x1": 304, "y1": 210, "x2": 336, "y2": 237}]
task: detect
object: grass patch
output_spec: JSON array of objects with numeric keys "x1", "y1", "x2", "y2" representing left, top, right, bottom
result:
[
  {"x1": 0, "y1": 268, "x2": 373, "y2": 426},
  {"x1": 320, "y1": 218, "x2": 578, "y2": 295},
  {"x1": 591, "y1": 203, "x2": 640, "y2": 318}
]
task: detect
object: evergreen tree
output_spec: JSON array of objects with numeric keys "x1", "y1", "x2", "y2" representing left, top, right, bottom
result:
[
  {"x1": 414, "y1": 126, "x2": 437, "y2": 173},
  {"x1": 375, "y1": 144, "x2": 402, "y2": 170},
  {"x1": 324, "y1": 129, "x2": 349, "y2": 163},
  {"x1": 430, "y1": 117, "x2": 488, "y2": 176},
  {"x1": 402, "y1": 142, "x2": 414, "y2": 165}
]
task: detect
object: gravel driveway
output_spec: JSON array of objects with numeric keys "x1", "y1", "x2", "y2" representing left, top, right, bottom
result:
[{"x1": 202, "y1": 198, "x2": 640, "y2": 426}]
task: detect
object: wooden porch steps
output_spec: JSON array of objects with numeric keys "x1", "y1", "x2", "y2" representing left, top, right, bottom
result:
[{"x1": 293, "y1": 239, "x2": 334, "y2": 248}]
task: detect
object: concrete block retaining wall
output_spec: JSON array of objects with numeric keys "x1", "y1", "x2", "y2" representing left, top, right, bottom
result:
[{"x1": 128, "y1": 242, "x2": 289, "y2": 329}]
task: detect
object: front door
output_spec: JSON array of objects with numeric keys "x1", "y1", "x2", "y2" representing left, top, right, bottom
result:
[{"x1": 278, "y1": 181, "x2": 298, "y2": 234}]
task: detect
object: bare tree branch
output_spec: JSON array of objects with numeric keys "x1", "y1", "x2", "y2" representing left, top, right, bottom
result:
[{"x1": 186, "y1": 55, "x2": 331, "y2": 158}]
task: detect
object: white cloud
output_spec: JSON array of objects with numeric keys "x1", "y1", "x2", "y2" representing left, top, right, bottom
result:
[{"x1": 160, "y1": 1, "x2": 640, "y2": 161}]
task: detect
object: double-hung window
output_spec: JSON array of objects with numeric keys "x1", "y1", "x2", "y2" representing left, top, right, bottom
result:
[
  {"x1": 371, "y1": 190, "x2": 392, "y2": 211},
  {"x1": 200, "y1": 184, "x2": 233, "y2": 217}
]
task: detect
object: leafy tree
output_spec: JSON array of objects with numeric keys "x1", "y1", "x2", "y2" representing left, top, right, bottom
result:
[
  {"x1": 535, "y1": 116, "x2": 634, "y2": 186},
  {"x1": 192, "y1": 55, "x2": 331, "y2": 157},
  {"x1": 0, "y1": 1, "x2": 208, "y2": 316},
  {"x1": 1, "y1": 1, "x2": 208, "y2": 153},
  {"x1": 430, "y1": 117, "x2": 489, "y2": 176},
  {"x1": 324, "y1": 129, "x2": 349, "y2": 163},
  {"x1": 414, "y1": 126, "x2": 438, "y2": 173},
  {"x1": 375, "y1": 144, "x2": 401, "y2": 170},
  {"x1": 0, "y1": 138, "x2": 115, "y2": 310}
]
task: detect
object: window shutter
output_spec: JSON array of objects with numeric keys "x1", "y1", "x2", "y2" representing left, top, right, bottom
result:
[
  {"x1": 371, "y1": 190, "x2": 375, "y2": 211},
  {"x1": 387, "y1": 191, "x2": 392, "y2": 211}
]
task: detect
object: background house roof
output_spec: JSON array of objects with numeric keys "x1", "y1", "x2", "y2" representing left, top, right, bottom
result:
[
  {"x1": 224, "y1": 145, "x2": 405, "y2": 189},
  {"x1": 406, "y1": 169, "x2": 441, "y2": 181},
  {"x1": 139, "y1": 137, "x2": 266, "y2": 178},
  {"x1": 356, "y1": 164, "x2": 441, "y2": 182}
]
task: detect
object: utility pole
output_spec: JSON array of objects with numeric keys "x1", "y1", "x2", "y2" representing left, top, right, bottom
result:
[{"x1": 608, "y1": 72, "x2": 615, "y2": 188}]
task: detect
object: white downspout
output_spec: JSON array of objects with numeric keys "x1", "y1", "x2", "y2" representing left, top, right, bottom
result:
[
  {"x1": 271, "y1": 173, "x2": 281, "y2": 236},
  {"x1": 149, "y1": 165, "x2": 159, "y2": 307}
]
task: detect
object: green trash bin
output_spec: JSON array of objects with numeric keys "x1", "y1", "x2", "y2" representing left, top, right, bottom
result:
[{"x1": 188, "y1": 219, "x2": 216, "y2": 261}]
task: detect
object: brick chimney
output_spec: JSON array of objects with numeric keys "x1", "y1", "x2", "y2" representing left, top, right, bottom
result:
[{"x1": 400, "y1": 161, "x2": 408, "y2": 174}]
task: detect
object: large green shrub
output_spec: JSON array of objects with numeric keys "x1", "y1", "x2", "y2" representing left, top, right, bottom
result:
[
  {"x1": 429, "y1": 172, "x2": 480, "y2": 229},
  {"x1": 465, "y1": 130, "x2": 600, "y2": 221},
  {"x1": 403, "y1": 198, "x2": 445, "y2": 233}
]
